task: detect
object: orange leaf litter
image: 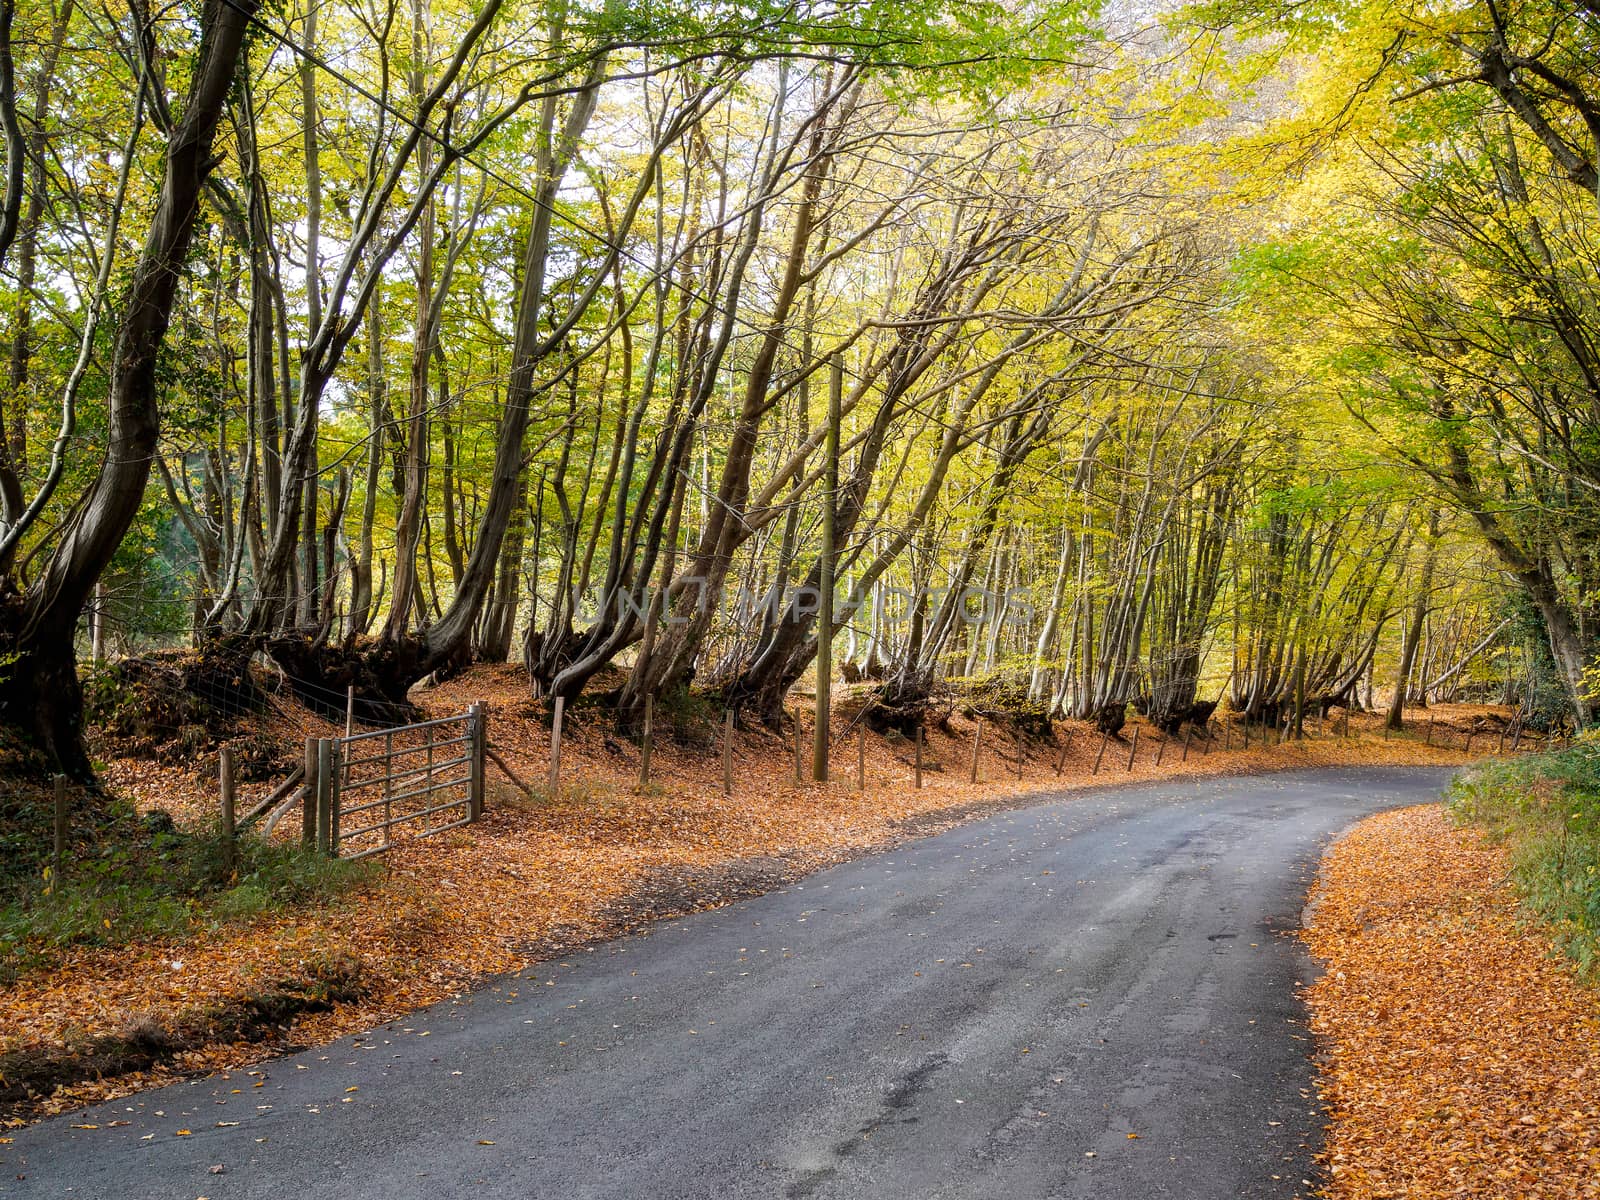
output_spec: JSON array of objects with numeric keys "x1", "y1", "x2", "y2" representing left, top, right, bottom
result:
[
  {"x1": 2, "y1": 667, "x2": 1479, "y2": 1121},
  {"x1": 1302, "y1": 804, "x2": 1600, "y2": 1199}
]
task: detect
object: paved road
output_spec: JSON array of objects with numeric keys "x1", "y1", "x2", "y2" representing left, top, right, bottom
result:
[{"x1": 3, "y1": 766, "x2": 1456, "y2": 1200}]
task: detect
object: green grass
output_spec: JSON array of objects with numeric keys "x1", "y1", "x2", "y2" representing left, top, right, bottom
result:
[
  {"x1": 0, "y1": 817, "x2": 375, "y2": 986},
  {"x1": 1448, "y1": 741, "x2": 1600, "y2": 980}
]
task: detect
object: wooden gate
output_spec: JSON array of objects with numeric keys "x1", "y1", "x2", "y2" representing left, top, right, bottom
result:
[{"x1": 302, "y1": 703, "x2": 487, "y2": 858}]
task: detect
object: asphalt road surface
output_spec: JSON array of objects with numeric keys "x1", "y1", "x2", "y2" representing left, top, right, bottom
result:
[{"x1": 3, "y1": 765, "x2": 1457, "y2": 1200}]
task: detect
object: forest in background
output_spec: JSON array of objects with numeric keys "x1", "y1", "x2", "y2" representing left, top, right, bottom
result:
[{"x1": 0, "y1": 0, "x2": 1593, "y2": 778}]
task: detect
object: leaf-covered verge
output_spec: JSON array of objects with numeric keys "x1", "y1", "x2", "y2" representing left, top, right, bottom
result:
[
  {"x1": 0, "y1": 779, "x2": 375, "y2": 989},
  {"x1": 1302, "y1": 806, "x2": 1600, "y2": 1200},
  {"x1": 1449, "y1": 743, "x2": 1600, "y2": 981},
  {"x1": 0, "y1": 667, "x2": 1480, "y2": 1125}
]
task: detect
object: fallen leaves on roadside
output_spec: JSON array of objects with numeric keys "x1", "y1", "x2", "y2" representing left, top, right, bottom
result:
[
  {"x1": 2, "y1": 667, "x2": 1482, "y2": 1122},
  {"x1": 1303, "y1": 805, "x2": 1600, "y2": 1200}
]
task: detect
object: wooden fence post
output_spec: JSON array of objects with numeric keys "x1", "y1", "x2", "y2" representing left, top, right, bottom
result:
[
  {"x1": 345, "y1": 685, "x2": 355, "y2": 738},
  {"x1": 794, "y1": 713, "x2": 806, "y2": 784},
  {"x1": 469, "y1": 702, "x2": 487, "y2": 821},
  {"x1": 219, "y1": 747, "x2": 236, "y2": 872},
  {"x1": 722, "y1": 710, "x2": 734, "y2": 795},
  {"x1": 1154, "y1": 734, "x2": 1166, "y2": 767},
  {"x1": 1093, "y1": 731, "x2": 1110, "y2": 775},
  {"x1": 1181, "y1": 727, "x2": 1193, "y2": 762},
  {"x1": 1425, "y1": 716, "x2": 1434, "y2": 746},
  {"x1": 331, "y1": 739, "x2": 343, "y2": 850},
  {"x1": 423, "y1": 717, "x2": 435, "y2": 810},
  {"x1": 812, "y1": 353, "x2": 842, "y2": 786},
  {"x1": 49, "y1": 775, "x2": 66, "y2": 895},
  {"x1": 1497, "y1": 727, "x2": 1506, "y2": 754},
  {"x1": 970, "y1": 718, "x2": 983, "y2": 783},
  {"x1": 1055, "y1": 728, "x2": 1073, "y2": 775},
  {"x1": 1464, "y1": 727, "x2": 1474, "y2": 755},
  {"x1": 549, "y1": 695, "x2": 565, "y2": 795},
  {"x1": 1014, "y1": 727, "x2": 1024, "y2": 779},
  {"x1": 914, "y1": 726, "x2": 924, "y2": 789},
  {"x1": 1224, "y1": 719, "x2": 1232, "y2": 752},
  {"x1": 316, "y1": 738, "x2": 335, "y2": 855},
  {"x1": 303, "y1": 736, "x2": 319, "y2": 847},
  {"x1": 384, "y1": 728, "x2": 394, "y2": 852},
  {"x1": 639, "y1": 694, "x2": 654, "y2": 789},
  {"x1": 1125, "y1": 726, "x2": 1140, "y2": 772},
  {"x1": 857, "y1": 725, "x2": 866, "y2": 791}
]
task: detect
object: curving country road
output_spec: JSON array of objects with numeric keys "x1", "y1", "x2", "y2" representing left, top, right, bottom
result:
[{"x1": 3, "y1": 766, "x2": 1455, "y2": 1200}]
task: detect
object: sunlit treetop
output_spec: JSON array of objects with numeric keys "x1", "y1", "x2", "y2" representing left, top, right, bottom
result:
[{"x1": 542, "y1": 0, "x2": 1105, "y2": 103}]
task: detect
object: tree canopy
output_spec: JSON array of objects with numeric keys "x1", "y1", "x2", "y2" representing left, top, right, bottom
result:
[{"x1": 0, "y1": 0, "x2": 1592, "y2": 774}]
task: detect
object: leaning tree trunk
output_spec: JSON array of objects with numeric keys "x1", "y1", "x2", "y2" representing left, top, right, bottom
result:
[
  {"x1": 0, "y1": 0, "x2": 256, "y2": 777},
  {"x1": 1387, "y1": 510, "x2": 1439, "y2": 730}
]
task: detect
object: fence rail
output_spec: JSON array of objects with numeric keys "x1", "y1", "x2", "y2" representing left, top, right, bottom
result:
[{"x1": 283, "y1": 702, "x2": 488, "y2": 859}]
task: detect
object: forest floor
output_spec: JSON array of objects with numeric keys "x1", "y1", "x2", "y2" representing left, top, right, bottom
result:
[
  {"x1": 0, "y1": 666, "x2": 1495, "y2": 1124},
  {"x1": 1303, "y1": 804, "x2": 1600, "y2": 1199}
]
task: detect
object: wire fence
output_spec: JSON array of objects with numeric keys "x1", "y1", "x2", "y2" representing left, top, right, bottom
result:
[
  {"x1": 85, "y1": 643, "x2": 1576, "y2": 860},
  {"x1": 477, "y1": 685, "x2": 1570, "y2": 806}
]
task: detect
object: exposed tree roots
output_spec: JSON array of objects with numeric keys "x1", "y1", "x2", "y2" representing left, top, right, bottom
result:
[{"x1": 263, "y1": 633, "x2": 430, "y2": 726}]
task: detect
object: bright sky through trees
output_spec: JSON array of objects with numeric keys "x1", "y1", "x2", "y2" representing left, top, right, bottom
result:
[{"x1": 0, "y1": 0, "x2": 1593, "y2": 774}]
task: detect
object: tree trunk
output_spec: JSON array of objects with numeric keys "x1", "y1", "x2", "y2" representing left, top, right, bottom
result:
[
  {"x1": 1386, "y1": 510, "x2": 1439, "y2": 730},
  {"x1": 0, "y1": 0, "x2": 256, "y2": 776},
  {"x1": 0, "y1": 0, "x2": 74, "y2": 520}
]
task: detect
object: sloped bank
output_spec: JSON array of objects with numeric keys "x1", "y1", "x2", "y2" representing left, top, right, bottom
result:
[{"x1": 1301, "y1": 804, "x2": 1600, "y2": 1199}]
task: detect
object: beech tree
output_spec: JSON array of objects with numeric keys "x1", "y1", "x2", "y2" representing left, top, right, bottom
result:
[
  {"x1": 0, "y1": 0, "x2": 257, "y2": 776},
  {"x1": 4, "y1": 0, "x2": 1590, "y2": 779}
]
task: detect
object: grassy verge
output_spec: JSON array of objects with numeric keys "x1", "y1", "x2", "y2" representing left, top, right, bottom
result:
[
  {"x1": 1, "y1": 784, "x2": 374, "y2": 986},
  {"x1": 1448, "y1": 739, "x2": 1600, "y2": 979}
]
